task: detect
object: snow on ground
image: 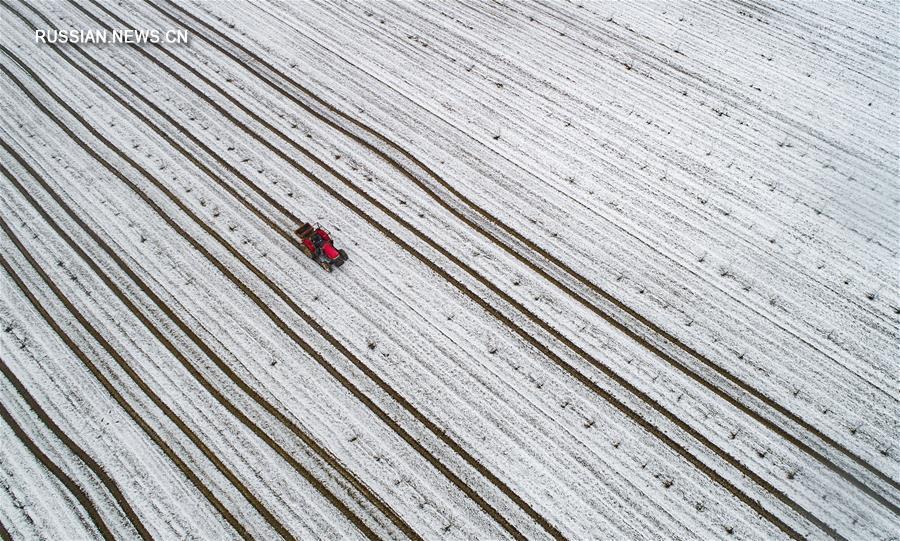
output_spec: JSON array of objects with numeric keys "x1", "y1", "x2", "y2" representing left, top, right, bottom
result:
[{"x1": 0, "y1": 0, "x2": 897, "y2": 539}]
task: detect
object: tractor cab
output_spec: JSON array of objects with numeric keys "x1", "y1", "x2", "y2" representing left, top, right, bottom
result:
[{"x1": 295, "y1": 222, "x2": 349, "y2": 272}]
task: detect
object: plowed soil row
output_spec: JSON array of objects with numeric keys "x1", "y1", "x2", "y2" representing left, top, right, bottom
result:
[
  {"x1": 36, "y1": 0, "x2": 825, "y2": 537},
  {"x1": 0, "y1": 363, "x2": 115, "y2": 541},
  {"x1": 161, "y1": 0, "x2": 897, "y2": 506},
  {"x1": 0, "y1": 33, "x2": 537, "y2": 539},
  {"x1": 0, "y1": 356, "x2": 152, "y2": 540},
  {"x1": 0, "y1": 56, "x2": 396, "y2": 540},
  {"x1": 0, "y1": 233, "x2": 249, "y2": 539}
]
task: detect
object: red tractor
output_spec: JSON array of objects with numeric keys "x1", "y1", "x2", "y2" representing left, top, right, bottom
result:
[{"x1": 295, "y1": 222, "x2": 349, "y2": 272}]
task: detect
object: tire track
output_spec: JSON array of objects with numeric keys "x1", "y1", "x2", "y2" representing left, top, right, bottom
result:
[
  {"x1": 3, "y1": 12, "x2": 421, "y2": 539},
  {"x1": 15, "y1": 0, "x2": 864, "y2": 536},
  {"x1": 159, "y1": 0, "x2": 900, "y2": 505},
  {"x1": 65, "y1": 1, "x2": 833, "y2": 537},
  {"x1": 0, "y1": 226, "x2": 260, "y2": 539},
  {"x1": 7, "y1": 2, "x2": 304, "y2": 251},
  {"x1": 406, "y1": 0, "x2": 898, "y2": 323},
  {"x1": 65, "y1": 0, "x2": 831, "y2": 535},
  {"x1": 0, "y1": 147, "x2": 378, "y2": 541},
  {"x1": 57, "y1": 0, "x2": 819, "y2": 536},
  {"x1": 0, "y1": 113, "x2": 405, "y2": 541},
  {"x1": 255, "y1": 0, "x2": 900, "y2": 401},
  {"x1": 334, "y1": 0, "x2": 899, "y2": 496},
  {"x1": 8, "y1": 2, "x2": 661, "y2": 534},
  {"x1": 0, "y1": 357, "x2": 153, "y2": 541},
  {"x1": 0, "y1": 378, "x2": 115, "y2": 541},
  {"x1": 4, "y1": 6, "x2": 680, "y2": 536},
  {"x1": 0, "y1": 211, "x2": 252, "y2": 541},
  {"x1": 0, "y1": 38, "x2": 536, "y2": 540},
  {"x1": 368, "y1": 0, "x2": 894, "y2": 365}
]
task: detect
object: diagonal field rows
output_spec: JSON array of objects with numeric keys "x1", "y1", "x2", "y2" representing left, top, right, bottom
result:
[
  {"x1": 1, "y1": 0, "x2": 897, "y2": 539},
  {"x1": 138, "y1": 0, "x2": 898, "y2": 506},
  {"x1": 0, "y1": 6, "x2": 820, "y2": 536}
]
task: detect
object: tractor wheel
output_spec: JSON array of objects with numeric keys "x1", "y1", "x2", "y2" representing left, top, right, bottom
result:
[
  {"x1": 319, "y1": 260, "x2": 333, "y2": 273},
  {"x1": 301, "y1": 245, "x2": 313, "y2": 258}
]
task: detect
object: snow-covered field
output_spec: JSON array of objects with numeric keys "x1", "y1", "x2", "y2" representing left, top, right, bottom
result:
[{"x1": 0, "y1": 0, "x2": 897, "y2": 539}]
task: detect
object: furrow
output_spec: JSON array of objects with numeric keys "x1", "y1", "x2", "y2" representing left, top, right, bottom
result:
[
  {"x1": 0, "y1": 238, "x2": 250, "y2": 539},
  {"x1": 0, "y1": 357, "x2": 153, "y2": 540},
  {"x1": 0, "y1": 32, "x2": 534, "y2": 541},
  {"x1": 0, "y1": 49, "x2": 397, "y2": 540},
  {"x1": 146, "y1": 0, "x2": 899, "y2": 505},
  {"x1": 64, "y1": 0, "x2": 836, "y2": 536},
  {"x1": 0, "y1": 379, "x2": 115, "y2": 541}
]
